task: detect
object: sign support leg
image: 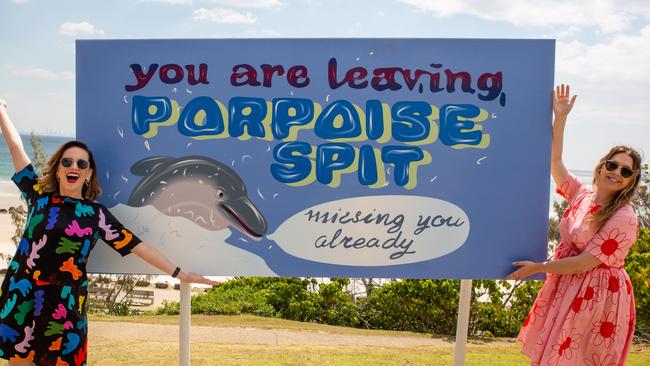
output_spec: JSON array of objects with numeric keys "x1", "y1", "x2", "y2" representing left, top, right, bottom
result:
[
  {"x1": 453, "y1": 279, "x2": 472, "y2": 366},
  {"x1": 179, "y1": 281, "x2": 191, "y2": 366}
]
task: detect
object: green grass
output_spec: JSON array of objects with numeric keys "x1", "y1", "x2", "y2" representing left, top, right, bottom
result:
[
  {"x1": 90, "y1": 342, "x2": 521, "y2": 366},
  {"x1": 89, "y1": 341, "x2": 650, "y2": 366},
  {"x1": 89, "y1": 313, "x2": 445, "y2": 339},
  {"x1": 87, "y1": 315, "x2": 650, "y2": 366}
]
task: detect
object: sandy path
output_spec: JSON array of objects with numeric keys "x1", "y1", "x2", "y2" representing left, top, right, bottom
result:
[
  {"x1": 0, "y1": 189, "x2": 22, "y2": 266},
  {"x1": 89, "y1": 321, "x2": 460, "y2": 346}
]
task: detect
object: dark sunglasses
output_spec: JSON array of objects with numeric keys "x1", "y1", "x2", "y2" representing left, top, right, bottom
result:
[
  {"x1": 604, "y1": 160, "x2": 635, "y2": 178},
  {"x1": 60, "y1": 157, "x2": 90, "y2": 170}
]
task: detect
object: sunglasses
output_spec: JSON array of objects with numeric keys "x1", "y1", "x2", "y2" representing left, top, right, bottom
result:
[
  {"x1": 604, "y1": 160, "x2": 635, "y2": 178},
  {"x1": 60, "y1": 157, "x2": 90, "y2": 170}
]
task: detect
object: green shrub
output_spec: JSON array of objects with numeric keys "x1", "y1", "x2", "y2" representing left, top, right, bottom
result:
[
  {"x1": 627, "y1": 227, "x2": 650, "y2": 341},
  {"x1": 190, "y1": 286, "x2": 275, "y2": 316},
  {"x1": 473, "y1": 302, "x2": 518, "y2": 337},
  {"x1": 219, "y1": 277, "x2": 314, "y2": 320},
  {"x1": 311, "y1": 278, "x2": 359, "y2": 327},
  {"x1": 363, "y1": 279, "x2": 460, "y2": 335},
  {"x1": 157, "y1": 300, "x2": 180, "y2": 315}
]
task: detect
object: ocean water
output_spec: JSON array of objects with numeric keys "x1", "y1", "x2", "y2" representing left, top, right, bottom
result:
[{"x1": 0, "y1": 134, "x2": 70, "y2": 181}]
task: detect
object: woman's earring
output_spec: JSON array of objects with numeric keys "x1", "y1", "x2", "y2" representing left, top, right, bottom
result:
[{"x1": 85, "y1": 179, "x2": 90, "y2": 186}]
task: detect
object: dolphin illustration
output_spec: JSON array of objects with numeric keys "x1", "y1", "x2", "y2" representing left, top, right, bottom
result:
[{"x1": 127, "y1": 155, "x2": 267, "y2": 239}]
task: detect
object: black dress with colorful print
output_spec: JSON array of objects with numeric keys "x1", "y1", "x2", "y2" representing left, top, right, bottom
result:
[{"x1": 0, "y1": 164, "x2": 142, "y2": 366}]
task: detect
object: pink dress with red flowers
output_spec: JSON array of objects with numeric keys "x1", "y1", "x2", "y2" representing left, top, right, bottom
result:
[{"x1": 518, "y1": 173, "x2": 637, "y2": 366}]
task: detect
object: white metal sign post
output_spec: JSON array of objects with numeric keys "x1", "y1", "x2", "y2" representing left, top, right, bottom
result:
[
  {"x1": 179, "y1": 282, "x2": 192, "y2": 366},
  {"x1": 453, "y1": 280, "x2": 473, "y2": 366}
]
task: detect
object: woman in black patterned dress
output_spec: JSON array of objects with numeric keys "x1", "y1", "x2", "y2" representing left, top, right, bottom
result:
[{"x1": 0, "y1": 98, "x2": 218, "y2": 366}]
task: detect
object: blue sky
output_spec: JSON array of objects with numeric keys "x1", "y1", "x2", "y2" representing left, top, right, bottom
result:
[{"x1": 1, "y1": 0, "x2": 649, "y2": 171}]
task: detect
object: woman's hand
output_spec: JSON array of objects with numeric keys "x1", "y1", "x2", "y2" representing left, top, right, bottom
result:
[
  {"x1": 177, "y1": 271, "x2": 220, "y2": 286},
  {"x1": 132, "y1": 243, "x2": 221, "y2": 286},
  {"x1": 508, "y1": 252, "x2": 601, "y2": 279},
  {"x1": 553, "y1": 84, "x2": 577, "y2": 118},
  {"x1": 0, "y1": 97, "x2": 30, "y2": 172},
  {"x1": 506, "y1": 261, "x2": 542, "y2": 281}
]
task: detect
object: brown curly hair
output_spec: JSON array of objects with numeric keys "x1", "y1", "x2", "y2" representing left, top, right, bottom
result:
[
  {"x1": 37, "y1": 140, "x2": 102, "y2": 200},
  {"x1": 591, "y1": 145, "x2": 642, "y2": 228}
]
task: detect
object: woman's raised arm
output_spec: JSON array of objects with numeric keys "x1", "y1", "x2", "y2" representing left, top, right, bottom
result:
[
  {"x1": 0, "y1": 99, "x2": 31, "y2": 172},
  {"x1": 550, "y1": 84, "x2": 577, "y2": 187}
]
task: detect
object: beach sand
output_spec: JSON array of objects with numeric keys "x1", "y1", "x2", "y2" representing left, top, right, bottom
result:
[{"x1": 0, "y1": 181, "x2": 22, "y2": 262}]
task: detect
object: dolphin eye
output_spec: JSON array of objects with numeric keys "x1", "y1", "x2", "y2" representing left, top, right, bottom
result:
[{"x1": 217, "y1": 189, "x2": 224, "y2": 198}]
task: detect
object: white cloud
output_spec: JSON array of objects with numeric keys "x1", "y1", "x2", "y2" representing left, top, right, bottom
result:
[
  {"x1": 558, "y1": 26, "x2": 650, "y2": 84},
  {"x1": 193, "y1": 8, "x2": 257, "y2": 23},
  {"x1": 398, "y1": 0, "x2": 644, "y2": 34},
  {"x1": 623, "y1": 0, "x2": 650, "y2": 18},
  {"x1": 11, "y1": 0, "x2": 30, "y2": 4},
  {"x1": 141, "y1": 0, "x2": 281, "y2": 7},
  {"x1": 211, "y1": 0, "x2": 282, "y2": 8},
  {"x1": 544, "y1": 25, "x2": 582, "y2": 41},
  {"x1": 556, "y1": 25, "x2": 650, "y2": 126},
  {"x1": 59, "y1": 22, "x2": 105, "y2": 37},
  {"x1": 7, "y1": 66, "x2": 74, "y2": 81},
  {"x1": 377, "y1": 10, "x2": 386, "y2": 17},
  {"x1": 141, "y1": 0, "x2": 194, "y2": 4}
]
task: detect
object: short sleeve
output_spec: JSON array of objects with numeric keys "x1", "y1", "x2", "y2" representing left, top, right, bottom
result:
[
  {"x1": 585, "y1": 206, "x2": 638, "y2": 267},
  {"x1": 97, "y1": 205, "x2": 142, "y2": 256},
  {"x1": 555, "y1": 172, "x2": 587, "y2": 204},
  {"x1": 11, "y1": 164, "x2": 40, "y2": 204}
]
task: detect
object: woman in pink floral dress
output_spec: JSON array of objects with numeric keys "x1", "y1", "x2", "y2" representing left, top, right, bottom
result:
[{"x1": 506, "y1": 85, "x2": 641, "y2": 366}]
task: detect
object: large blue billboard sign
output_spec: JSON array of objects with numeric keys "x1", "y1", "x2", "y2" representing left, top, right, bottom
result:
[{"x1": 77, "y1": 39, "x2": 554, "y2": 279}]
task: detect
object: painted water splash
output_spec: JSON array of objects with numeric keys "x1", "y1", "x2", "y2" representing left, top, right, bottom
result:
[{"x1": 87, "y1": 204, "x2": 277, "y2": 276}]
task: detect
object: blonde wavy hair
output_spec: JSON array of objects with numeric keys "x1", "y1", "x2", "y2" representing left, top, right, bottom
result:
[
  {"x1": 591, "y1": 145, "x2": 642, "y2": 228},
  {"x1": 37, "y1": 140, "x2": 102, "y2": 200}
]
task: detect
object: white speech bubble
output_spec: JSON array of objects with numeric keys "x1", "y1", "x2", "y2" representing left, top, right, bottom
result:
[{"x1": 268, "y1": 195, "x2": 470, "y2": 266}]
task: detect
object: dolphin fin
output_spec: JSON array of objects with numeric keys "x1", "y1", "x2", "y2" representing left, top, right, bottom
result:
[{"x1": 130, "y1": 156, "x2": 173, "y2": 176}]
